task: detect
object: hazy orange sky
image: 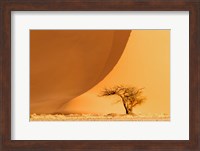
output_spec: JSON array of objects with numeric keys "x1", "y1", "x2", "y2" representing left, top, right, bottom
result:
[{"x1": 31, "y1": 30, "x2": 170, "y2": 115}]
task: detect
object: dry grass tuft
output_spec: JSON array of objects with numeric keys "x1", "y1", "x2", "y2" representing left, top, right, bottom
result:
[{"x1": 30, "y1": 113, "x2": 170, "y2": 121}]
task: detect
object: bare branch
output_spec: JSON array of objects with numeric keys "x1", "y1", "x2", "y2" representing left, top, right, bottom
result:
[
  {"x1": 99, "y1": 85, "x2": 146, "y2": 114},
  {"x1": 100, "y1": 88, "x2": 117, "y2": 96}
]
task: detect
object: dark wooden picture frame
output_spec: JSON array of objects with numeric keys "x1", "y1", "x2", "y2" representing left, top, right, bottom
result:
[{"x1": 0, "y1": 0, "x2": 199, "y2": 150}]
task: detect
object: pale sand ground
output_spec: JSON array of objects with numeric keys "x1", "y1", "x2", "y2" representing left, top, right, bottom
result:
[{"x1": 30, "y1": 113, "x2": 170, "y2": 121}]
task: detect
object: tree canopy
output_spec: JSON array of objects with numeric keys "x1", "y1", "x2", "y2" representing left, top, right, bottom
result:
[{"x1": 100, "y1": 85, "x2": 146, "y2": 114}]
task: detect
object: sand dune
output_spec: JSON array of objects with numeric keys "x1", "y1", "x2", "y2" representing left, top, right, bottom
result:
[
  {"x1": 31, "y1": 30, "x2": 131, "y2": 114},
  {"x1": 30, "y1": 30, "x2": 170, "y2": 116}
]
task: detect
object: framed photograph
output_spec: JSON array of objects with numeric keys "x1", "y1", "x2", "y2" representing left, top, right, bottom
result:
[
  {"x1": 29, "y1": 29, "x2": 170, "y2": 122},
  {"x1": 0, "y1": 0, "x2": 199, "y2": 151}
]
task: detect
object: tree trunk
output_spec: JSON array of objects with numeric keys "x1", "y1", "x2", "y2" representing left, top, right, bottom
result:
[
  {"x1": 117, "y1": 95, "x2": 130, "y2": 114},
  {"x1": 125, "y1": 107, "x2": 129, "y2": 114},
  {"x1": 122, "y1": 99, "x2": 129, "y2": 114}
]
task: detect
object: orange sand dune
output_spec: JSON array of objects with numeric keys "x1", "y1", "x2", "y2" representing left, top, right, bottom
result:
[
  {"x1": 31, "y1": 30, "x2": 170, "y2": 116},
  {"x1": 57, "y1": 30, "x2": 170, "y2": 115},
  {"x1": 30, "y1": 30, "x2": 131, "y2": 113}
]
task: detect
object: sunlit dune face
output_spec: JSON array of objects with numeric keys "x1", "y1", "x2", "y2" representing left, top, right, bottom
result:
[
  {"x1": 30, "y1": 30, "x2": 170, "y2": 117},
  {"x1": 57, "y1": 30, "x2": 170, "y2": 115}
]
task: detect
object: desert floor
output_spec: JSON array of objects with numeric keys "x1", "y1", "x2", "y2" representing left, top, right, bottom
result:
[{"x1": 30, "y1": 113, "x2": 170, "y2": 121}]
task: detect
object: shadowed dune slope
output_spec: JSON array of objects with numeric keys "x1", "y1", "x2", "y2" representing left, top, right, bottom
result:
[{"x1": 30, "y1": 30, "x2": 131, "y2": 114}]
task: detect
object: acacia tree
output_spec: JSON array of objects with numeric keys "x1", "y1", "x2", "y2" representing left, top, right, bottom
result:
[{"x1": 100, "y1": 85, "x2": 145, "y2": 114}]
